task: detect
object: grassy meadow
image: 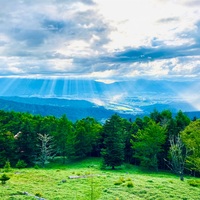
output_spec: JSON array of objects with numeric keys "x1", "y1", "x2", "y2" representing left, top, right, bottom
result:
[{"x1": 0, "y1": 158, "x2": 200, "y2": 200}]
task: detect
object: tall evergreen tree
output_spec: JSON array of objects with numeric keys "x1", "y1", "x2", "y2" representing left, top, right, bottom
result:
[
  {"x1": 175, "y1": 110, "x2": 190, "y2": 134},
  {"x1": 15, "y1": 114, "x2": 38, "y2": 165},
  {"x1": 0, "y1": 130, "x2": 16, "y2": 167},
  {"x1": 74, "y1": 117, "x2": 102, "y2": 158},
  {"x1": 101, "y1": 114, "x2": 125, "y2": 169},
  {"x1": 54, "y1": 115, "x2": 75, "y2": 163}
]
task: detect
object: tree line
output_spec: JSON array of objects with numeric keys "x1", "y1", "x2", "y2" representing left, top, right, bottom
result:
[{"x1": 0, "y1": 109, "x2": 199, "y2": 177}]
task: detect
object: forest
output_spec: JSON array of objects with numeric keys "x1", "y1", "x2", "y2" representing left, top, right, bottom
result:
[{"x1": 0, "y1": 109, "x2": 199, "y2": 178}]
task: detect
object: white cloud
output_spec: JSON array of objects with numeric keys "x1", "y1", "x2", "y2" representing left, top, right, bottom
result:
[
  {"x1": 0, "y1": 0, "x2": 199, "y2": 80},
  {"x1": 95, "y1": 0, "x2": 200, "y2": 51}
]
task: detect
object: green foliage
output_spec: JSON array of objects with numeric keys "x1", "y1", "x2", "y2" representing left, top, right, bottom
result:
[
  {"x1": 126, "y1": 181, "x2": 134, "y2": 188},
  {"x1": 35, "y1": 192, "x2": 43, "y2": 197},
  {"x1": 74, "y1": 117, "x2": 102, "y2": 158},
  {"x1": 187, "y1": 179, "x2": 200, "y2": 187},
  {"x1": 34, "y1": 164, "x2": 40, "y2": 169},
  {"x1": 0, "y1": 174, "x2": 10, "y2": 184},
  {"x1": 0, "y1": 130, "x2": 15, "y2": 167},
  {"x1": 181, "y1": 120, "x2": 200, "y2": 173},
  {"x1": 4, "y1": 161, "x2": 11, "y2": 172},
  {"x1": 0, "y1": 158, "x2": 199, "y2": 199},
  {"x1": 15, "y1": 114, "x2": 39, "y2": 166},
  {"x1": 175, "y1": 111, "x2": 190, "y2": 134},
  {"x1": 114, "y1": 177, "x2": 125, "y2": 185},
  {"x1": 114, "y1": 176, "x2": 134, "y2": 188},
  {"x1": 16, "y1": 159, "x2": 27, "y2": 169},
  {"x1": 132, "y1": 119, "x2": 166, "y2": 170},
  {"x1": 53, "y1": 114, "x2": 75, "y2": 163},
  {"x1": 101, "y1": 114, "x2": 125, "y2": 169},
  {"x1": 0, "y1": 108, "x2": 197, "y2": 175}
]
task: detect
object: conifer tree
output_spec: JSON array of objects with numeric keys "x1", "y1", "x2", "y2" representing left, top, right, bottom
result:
[{"x1": 101, "y1": 114, "x2": 125, "y2": 169}]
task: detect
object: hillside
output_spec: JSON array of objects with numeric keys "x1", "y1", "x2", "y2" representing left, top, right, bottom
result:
[
  {"x1": 0, "y1": 97, "x2": 136, "y2": 122},
  {"x1": 0, "y1": 97, "x2": 200, "y2": 122},
  {"x1": 1, "y1": 158, "x2": 200, "y2": 200}
]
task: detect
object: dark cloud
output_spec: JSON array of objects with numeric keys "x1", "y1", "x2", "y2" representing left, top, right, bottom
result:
[
  {"x1": 0, "y1": 0, "x2": 199, "y2": 79},
  {"x1": 157, "y1": 17, "x2": 180, "y2": 23},
  {"x1": 1, "y1": 0, "x2": 112, "y2": 59},
  {"x1": 183, "y1": 0, "x2": 200, "y2": 6},
  {"x1": 42, "y1": 19, "x2": 66, "y2": 33},
  {"x1": 11, "y1": 28, "x2": 47, "y2": 47},
  {"x1": 178, "y1": 21, "x2": 200, "y2": 45},
  {"x1": 110, "y1": 44, "x2": 200, "y2": 63},
  {"x1": 151, "y1": 38, "x2": 165, "y2": 47}
]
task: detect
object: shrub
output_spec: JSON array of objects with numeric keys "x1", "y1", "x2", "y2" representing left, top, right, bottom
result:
[
  {"x1": 114, "y1": 177, "x2": 125, "y2": 185},
  {"x1": 76, "y1": 172, "x2": 81, "y2": 176},
  {"x1": 114, "y1": 181, "x2": 122, "y2": 185},
  {"x1": 0, "y1": 174, "x2": 10, "y2": 184},
  {"x1": 188, "y1": 180, "x2": 200, "y2": 187},
  {"x1": 16, "y1": 160, "x2": 27, "y2": 169},
  {"x1": 119, "y1": 176, "x2": 125, "y2": 183},
  {"x1": 35, "y1": 192, "x2": 43, "y2": 197},
  {"x1": 85, "y1": 171, "x2": 91, "y2": 175},
  {"x1": 100, "y1": 161, "x2": 106, "y2": 170},
  {"x1": 4, "y1": 161, "x2": 11, "y2": 172},
  {"x1": 127, "y1": 181, "x2": 134, "y2": 188},
  {"x1": 34, "y1": 164, "x2": 40, "y2": 169},
  {"x1": 126, "y1": 177, "x2": 132, "y2": 181}
]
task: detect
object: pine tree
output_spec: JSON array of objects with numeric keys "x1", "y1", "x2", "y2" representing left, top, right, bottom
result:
[{"x1": 101, "y1": 114, "x2": 125, "y2": 169}]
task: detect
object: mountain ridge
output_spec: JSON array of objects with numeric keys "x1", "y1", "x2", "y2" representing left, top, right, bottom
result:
[{"x1": 0, "y1": 97, "x2": 199, "y2": 122}]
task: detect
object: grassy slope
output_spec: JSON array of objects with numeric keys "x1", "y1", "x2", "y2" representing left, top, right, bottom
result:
[{"x1": 0, "y1": 158, "x2": 200, "y2": 200}]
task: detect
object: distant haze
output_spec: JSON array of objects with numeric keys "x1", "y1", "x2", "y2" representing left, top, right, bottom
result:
[{"x1": 0, "y1": 78, "x2": 199, "y2": 115}]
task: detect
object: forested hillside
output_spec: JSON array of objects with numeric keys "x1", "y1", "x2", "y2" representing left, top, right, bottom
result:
[
  {"x1": 1, "y1": 109, "x2": 199, "y2": 178},
  {"x1": 0, "y1": 97, "x2": 136, "y2": 122},
  {"x1": 1, "y1": 97, "x2": 200, "y2": 122}
]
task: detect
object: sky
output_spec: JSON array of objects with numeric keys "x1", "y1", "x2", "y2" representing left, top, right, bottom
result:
[{"x1": 0, "y1": 0, "x2": 200, "y2": 81}]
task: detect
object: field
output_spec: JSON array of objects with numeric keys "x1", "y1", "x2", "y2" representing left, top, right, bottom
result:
[{"x1": 0, "y1": 158, "x2": 200, "y2": 200}]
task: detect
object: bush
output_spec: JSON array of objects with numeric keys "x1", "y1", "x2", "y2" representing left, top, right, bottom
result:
[
  {"x1": 188, "y1": 180, "x2": 200, "y2": 187},
  {"x1": 34, "y1": 164, "x2": 40, "y2": 169},
  {"x1": 35, "y1": 192, "x2": 43, "y2": 197},
  {"x1": 114, "y1": 181, "x2": 122, "y2": 185},
  {"x1": 127, "y1": 181, "x2": 134, "y2": 188},
  {"x1": 16, "y1": 160, "x2": 27, "y2": 169},
  {"x1": 114, "y1": 177, "x2": 125, "y2": 185},
  {"x1": 100, "y1": 160, "x2": 106, "y2": 170},
  {"x1": 4, "y1": 161, "x2": 11, "y2": 172},
  {"x1": 0, "y1": 174, "x2": 10, "y2": 184}
]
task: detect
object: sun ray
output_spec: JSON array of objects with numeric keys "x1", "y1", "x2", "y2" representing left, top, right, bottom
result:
[{"x1": 0, "y1": 78, "x2": 18, "y2": 96}]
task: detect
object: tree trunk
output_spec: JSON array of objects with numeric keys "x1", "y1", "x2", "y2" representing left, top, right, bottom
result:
[{"x1": 180, "y1": 172, "x2": 184, "y2": 181}]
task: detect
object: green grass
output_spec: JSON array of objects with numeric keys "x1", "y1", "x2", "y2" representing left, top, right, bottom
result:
[{"x1": 0, "y1": 157, "x2": 200, "y2": 200}]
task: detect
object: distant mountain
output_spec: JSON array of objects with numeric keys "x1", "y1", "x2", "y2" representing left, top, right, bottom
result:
[
  {"x1": 0, "y1": 97, "x2": 199, "y2": 122},
  {"x1": 0, "y1": 78, "x2": 199, "y2": 118},
  {"x1": 0, "y1": 97, "x2": 136, "y2": 122}
]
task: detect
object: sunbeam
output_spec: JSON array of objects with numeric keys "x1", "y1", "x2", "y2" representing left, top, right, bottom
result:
[
  {"x1": 177, "y1": 82, "x2": 200, "y2": 111},
  {"x1": 0, "y1": 78, "x2": 18, "y2": 96}
]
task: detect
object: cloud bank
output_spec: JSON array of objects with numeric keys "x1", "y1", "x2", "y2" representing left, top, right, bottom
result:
[{"x1": 0, "y1": 0, "x2": 199, "y2": 80}]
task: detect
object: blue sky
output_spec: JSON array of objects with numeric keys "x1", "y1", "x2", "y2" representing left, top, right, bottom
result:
[{"x1": 0, "y1": 0, "x2": 200, "y2": 81}]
